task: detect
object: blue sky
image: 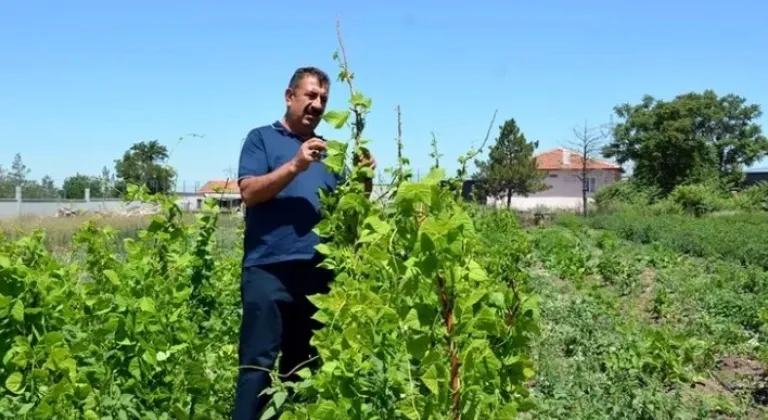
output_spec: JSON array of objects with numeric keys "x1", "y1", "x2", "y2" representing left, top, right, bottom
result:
[{"x1": 2, "y1": 0, "x2": 766, "y2": 191}]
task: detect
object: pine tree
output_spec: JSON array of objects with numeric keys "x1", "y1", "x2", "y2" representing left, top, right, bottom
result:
[{"x1": 474, "y1": 118, "x2": 549, "y2": 208}]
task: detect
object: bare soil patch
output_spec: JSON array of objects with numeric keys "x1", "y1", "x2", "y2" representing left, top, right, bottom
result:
[{"x1": 688, "y1": 355, "x2": 768, "y2": 417}]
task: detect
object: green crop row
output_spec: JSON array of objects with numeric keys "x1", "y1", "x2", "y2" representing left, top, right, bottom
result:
[
  {"x1": 526, "y1": 223, "x2": 768, "y2": 418},
  {"x1": 0, "y1": 189, "x2": 243, "y2": 419},
  {"x1": 557, "y1": 211, "x2": 768, "y2": 270}
]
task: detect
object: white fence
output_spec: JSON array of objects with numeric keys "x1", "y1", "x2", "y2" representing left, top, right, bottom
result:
[
  {"x1": 485, "y1": 196, "x2": 592, "y2": 212},
  {"x1": 0, "y1": 186, "x2": 202, "y2": 219}
]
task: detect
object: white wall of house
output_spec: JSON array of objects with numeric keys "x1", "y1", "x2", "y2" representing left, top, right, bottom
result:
[{"x1": 535, "y1": 169, "x2": 621, "y2": 198}]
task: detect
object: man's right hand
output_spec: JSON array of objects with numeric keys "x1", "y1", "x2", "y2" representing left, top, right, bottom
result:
[{"x1": 291, "y1": 138, "x2": 327, "y2": 172}]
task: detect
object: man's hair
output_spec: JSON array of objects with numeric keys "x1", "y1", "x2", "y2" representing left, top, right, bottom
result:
[{"x1": 288, "y1": 66, "x2": 331, "y2": 90}]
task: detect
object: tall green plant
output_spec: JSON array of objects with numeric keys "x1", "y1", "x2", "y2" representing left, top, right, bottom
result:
[{"x1": 263, "y1": 20, "x2": 539, "y2": 420}]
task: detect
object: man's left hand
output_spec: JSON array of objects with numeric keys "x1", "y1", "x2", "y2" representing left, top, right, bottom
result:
[
  {"x1": 359, "y1": 150, "x2": 376, "y2": 171},
  {"x1": 354, "y1": 149, "x2": 377, "y2": 176}
]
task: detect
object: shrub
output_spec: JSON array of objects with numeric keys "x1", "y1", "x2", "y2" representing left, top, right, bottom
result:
[
  {"x1": 665, "y1": 183, "x2": 729, "y2": 217},
  {"x1": 593, "y1": 180, "x2": 658, "y2": 213},
  {"x1": 733, "y1": 181, "x2": 768, "y2": 212}
]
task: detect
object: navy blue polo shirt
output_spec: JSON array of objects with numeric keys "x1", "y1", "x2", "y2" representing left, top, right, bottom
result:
[{"x1": 238, "y1": 121, "x2": 343, "y2": 267}]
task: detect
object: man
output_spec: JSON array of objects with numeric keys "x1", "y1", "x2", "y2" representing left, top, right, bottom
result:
[{"x1": 233, "y1": 66, "x2": 375, "y2": 419}]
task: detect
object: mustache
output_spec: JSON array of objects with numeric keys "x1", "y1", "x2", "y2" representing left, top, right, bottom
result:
[{"x1": 304, "y1": 105, "x2": 323, "y2": 116}]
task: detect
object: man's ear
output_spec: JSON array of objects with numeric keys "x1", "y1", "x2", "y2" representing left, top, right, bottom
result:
[{"x1": 284, "y1": 88, "x2": 294, "y2": 105}]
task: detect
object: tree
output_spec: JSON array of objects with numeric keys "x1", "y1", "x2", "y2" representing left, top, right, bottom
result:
[
  {"x1": 98, "y1": 166, "x2": 121, "y2": 198},
  {"x1": 114, "y1": 140, "x2": 176, "y2": 195},
  {"x1": 23, "y1": 176, "x2": 59, "y2": 199},
  {"x1": 0, "y1": 154, "x2": 58, "y2": 199},
  {"x1": 0, "y1": 165, "x2": 12, "y2": 199},
  {"x1": 62, "y1": 173, "x2": 104, "y2": 199},
  {"x1": 473, "y1": 118, "x2": 550, "y2": 208},
  {"x1": 603, "y1": 90, "x2": 768, "y2": 194},
  {"x1": 566, "y1": 120, "x2": 610, "y2": 216},
  {"x1": 9, "y1": 153, "x2": 30, "y2": 187}
]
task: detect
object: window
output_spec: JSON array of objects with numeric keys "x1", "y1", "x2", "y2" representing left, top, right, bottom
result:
[{"x1": 584, "y1": 177, "x2": 597, "y2": 192}]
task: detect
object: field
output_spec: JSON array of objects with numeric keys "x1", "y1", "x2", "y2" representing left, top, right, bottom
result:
[
  {"x1": 528, "y1": 215, "x2": 768, "y2": 418},
  {"x1": 4, "y1": 23, "x2": 768, "y2": 419},
  {"x1": 0, "y1": 214, "x2": 243, "y2": 254},
  {"x1": 3, "y1": 189, "x2": 768, "y2": 418}
]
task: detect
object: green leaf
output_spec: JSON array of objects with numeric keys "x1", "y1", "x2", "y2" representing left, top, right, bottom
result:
[
  {"x1": 489, "y1": 291, "x2": 505, "y2": 307},
  {"x1": 19, "y1": 403, "x2": 34, "y2": 415},
  {"x1": 462, "y1": 288, "x2": 487, "y2": 308},
  {"x1": 129, "y1": 358, "x2": 141, "y2": 379},
  {"x1": 315, "y1": 243, "x2": 332, "y2": 255},
  {"x1": 406, "y1": 334, "x2": 431, "y2": 360},
  {"x1": 11, "y1": 299, "x2": 24, "y2": 322},
  {"x1": 364, "y1": 215, "x2": 390, "y2": 235},
  {"x1": 322, "y1": 140, "x2": 348, "y2": 174},
  {"x1": 322, "y1": 110, "x2": 351, "y2": 129},
  {"x1": 321, "y1": 361, "x2": 339, "y2": 374},
  {"x1": 421, "y1": 365, "x2": 440, "y2": 395},
  {"x1": 422, "y1": 167, "x2": 445, "y2": 185},
  {"x1": 350, "y1": 91, "x2": 372, "y2": 110},
  {"x1": 273, "y1": 390, "x2": 288, "y2": 408},
  {"x1": 498, "y1": 402, "x2": 519, "y2": 418},
  {"x1": 397, "y1": 182, "x2": 434, "y2": 204},
  {"x1": 467, "y1": 259, "x2": 487, "y2": 282},
  {"x1": 398, "y1": 402, "x2": 421, "y2": 420},
  {"x1": 5, "y1": 372, "x2": 23, "y2": 394},
  {"x1": 474, "y1": 306, "x2": 500, "y2": 334},
  {"x1": 402, "y1": 308, "x2": 421, "y2": 330},
  {"x1": 103, "y1": 269, "x2": 120, "y2": 285},
  {"x1": 0, "y1": 295, "x2": 10, "y2": 313},
  {"x1": 523, "y1": 367, "x2": 535, "y2": 379},
  {"x1": 138, "y1": 297, "x2": 156, "y2": 313},
  {"x1": 259, "y1": 406, "x2": 277, "y2": 420}
]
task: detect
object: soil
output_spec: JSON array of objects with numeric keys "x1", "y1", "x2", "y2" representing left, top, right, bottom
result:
[{"x1": 689, "y1": 355, "x2": 768, "y2": 417}]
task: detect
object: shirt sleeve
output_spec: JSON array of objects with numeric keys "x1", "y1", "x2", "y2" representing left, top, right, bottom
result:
[{"x1": 238, "y1": 130, "x2": 268, "y2": 182}]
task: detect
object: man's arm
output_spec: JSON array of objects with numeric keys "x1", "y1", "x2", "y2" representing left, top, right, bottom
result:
[
  {"x1": 238, "y1": 130, "x2": 299, "y2": 207},
  {"x1": 239, "y1": 161, "x2": 300, "y2": 207},
  {"x1": 238, "y1": 131, "x2": 325, "y2": 207}
]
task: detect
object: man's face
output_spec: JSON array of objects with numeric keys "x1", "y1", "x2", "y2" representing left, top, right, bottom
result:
[{"x1": 285, "y1": 75, "x2": 329, "y2": 134}]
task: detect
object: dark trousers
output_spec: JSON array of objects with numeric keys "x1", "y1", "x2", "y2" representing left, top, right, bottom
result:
[{"x1": 232, "y1": 256, "x2": 332, "y2": 420}]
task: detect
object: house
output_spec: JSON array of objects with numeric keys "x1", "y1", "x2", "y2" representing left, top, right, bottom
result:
[
  {"x1": 744, "y1": 168, "x2": 768, "y2": 187},
  {"x1": 197, "y1": 179, "x2": 242, "y2": 212},
  {"x1": 472, "y1": 147, "x2": 624, "y2": 211}
]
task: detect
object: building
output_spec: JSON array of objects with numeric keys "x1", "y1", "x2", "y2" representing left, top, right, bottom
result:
[
  {"x1": 469, "y1": 147, "x2": 624, "y2": 211},
  {"x1": 745, "y1": 168, "x2": 768, "y2": 187},
  {"x1": 197, "y1": 179, "x2": 242, "y2": 212}
]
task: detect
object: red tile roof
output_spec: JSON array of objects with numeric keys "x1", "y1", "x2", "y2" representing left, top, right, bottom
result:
[
  {"x1": 197, "y1": 179, "x2": 240, "y2": 194},
  {"x1": 535, "y1": 148, "x2": 622, "y2": 171}
]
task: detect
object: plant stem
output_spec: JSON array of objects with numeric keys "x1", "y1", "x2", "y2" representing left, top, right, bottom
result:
[
  {"x1": 436, "y1": 273, "x2": 461, "y2": 419},
  {"x1": 335, "y1": 18, "x2": 363, "y2": 153}
]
